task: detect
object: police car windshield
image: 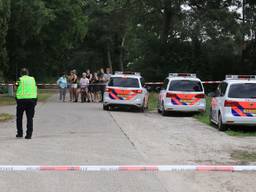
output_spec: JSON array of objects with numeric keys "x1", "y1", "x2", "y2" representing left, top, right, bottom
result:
[
  {"x1": 169, "y1": 80, "x2": 203, "y2": 92},
  {"x1": 228, "y1": 83, "x2": 256, "y2": 98},
  {"x1": 109, "y1": 77, "x2": 140, "y2": 88}
]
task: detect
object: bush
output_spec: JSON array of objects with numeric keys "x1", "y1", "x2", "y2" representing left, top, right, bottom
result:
[{"x1": 0, "y1": 85, "x2": 8, "y2": 94}]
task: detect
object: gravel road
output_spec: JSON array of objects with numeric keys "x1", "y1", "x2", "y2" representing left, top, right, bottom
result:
[{"x1": 0, "y1": 95, "x2": 255, "y2": 192}]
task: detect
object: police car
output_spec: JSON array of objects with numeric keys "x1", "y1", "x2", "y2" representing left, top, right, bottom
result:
[
  {"x1": 209, "y1": 75, "x2": 256, "y2": 131},
  {"x1": 158, "y1": 73, "x2": 206, "y2": 115},
  {"x1": 103, "y1": 72, "x2": 149, "y2": 111}
]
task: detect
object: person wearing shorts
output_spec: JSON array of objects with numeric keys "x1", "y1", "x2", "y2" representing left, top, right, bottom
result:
[
  {"x1": 91, "y1": 72, "x2": 99, "y2": 102},
  {"x1": 98, "y1": 68, "x2": 106, "y2": 102},
  {"x1": 80, "y1": 73, "x2": 89, "y2": 103},
  {"x1": 86, "y1": 69, "x2": 93, "y2": 102},
  {"x1": 70, "y1": 70, "x2": 78, "y2": 102},
  {"x1": 68, "y1": 71, "x2": 74, "y2": 102}
]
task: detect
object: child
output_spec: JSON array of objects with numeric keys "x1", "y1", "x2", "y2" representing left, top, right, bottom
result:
[
  {"x1": 57, "y1": 73, "x2": 68, "y2": 102},
  {"x1": 80, "y1": 73, "x2": 89, "y2": 103}
]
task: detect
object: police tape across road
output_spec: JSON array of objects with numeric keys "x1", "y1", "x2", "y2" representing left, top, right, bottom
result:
[
  {"x1": 0, "y1": 165, "x2": 256, "y2": 172},
  {"x1": 0, "y1": 81, "x2": 222, "y2": 87}
]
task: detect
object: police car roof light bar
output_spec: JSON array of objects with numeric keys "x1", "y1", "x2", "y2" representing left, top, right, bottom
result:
[
  {"x1": 226, "y1": 75, "x2": 256, "y2": 80},
  {"x1": 169, "y1": 73, "x2": 197, "y2": 78},
  {"x1": 115, "y1": 71, "x2": 141, "y2": 76}
]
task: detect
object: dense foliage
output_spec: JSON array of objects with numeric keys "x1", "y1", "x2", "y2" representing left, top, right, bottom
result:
[{"x1": 0, "y1": 0, "x2": 255, "y2": 81}]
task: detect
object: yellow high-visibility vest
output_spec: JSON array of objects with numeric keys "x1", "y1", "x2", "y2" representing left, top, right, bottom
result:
[{"x1": 16, "y1": 75, "x2": 37, "y2": 99}]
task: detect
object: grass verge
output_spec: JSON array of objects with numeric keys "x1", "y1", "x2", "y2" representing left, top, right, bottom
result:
[
  {"x1": 0, "y1": 96, "x2": 16, "y2": 106},
  {"x1": 0, "y1": 113, "x2": 14, "y2": 122},
  {"x1": 148, "y1": 92, "x2": 158, "y2": 111},
  {"x1": 194, "y1": 97, "x2": 211, "y2": 125},
  {"x1": 226, "y1": 129, "x2": 256, "y2": 137},
  {"x1": 37, "y1": 89, "x2": 55, "y2": 102},
  {"x1": 0, "y1": 89, "x2": 54, "y2": 106},
  {"x1": 231, "y1": 150, "x2": 256, "y2": 164}
]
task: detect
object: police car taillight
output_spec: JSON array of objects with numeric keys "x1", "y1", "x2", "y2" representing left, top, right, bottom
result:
[
  {"x1": 195, "y1": 94, "x2": 205, "y2": 99},
  {"x1": 224, "y1": 100, "x2": 239, "y2": 107},
  {"x1": 133, "y1": 90, "x2": 142, "y2": 94},
  {"x1": 166, "y1": 93, "x2": 176, "y2": 98},
  {"x1": 105, "y1": 88, "x2": 112, "y2": 92}
]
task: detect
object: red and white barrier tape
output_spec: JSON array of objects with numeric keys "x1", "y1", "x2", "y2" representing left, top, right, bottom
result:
[
  {"x1": 145, "y1": 82, "x2": 164, "y2": 85},
  {"x1": 1, "y1": 81, "x2": 222, "y2": 87},
  {"x1": 0, "y1": 83, "x2": 15, "y2": 86},
  {"x1": 0, "y1": 165, "x2": 256, "y2": 172}
]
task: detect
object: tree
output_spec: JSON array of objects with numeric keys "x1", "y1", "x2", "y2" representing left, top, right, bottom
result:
[
  {"x1": 0, "y1": 0, "x2": 10, "y2": 78},
  {"x1": 5, "y1": 0, "x2": 88, "y2": 81}
]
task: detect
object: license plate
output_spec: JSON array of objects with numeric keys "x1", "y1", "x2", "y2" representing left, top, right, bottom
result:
[
  {"x1": 180, "y1": 99, "x2": 192, "y2": 103},
  {"x1": 244, "y1": 109, "x2": 256, "y2": 114}
]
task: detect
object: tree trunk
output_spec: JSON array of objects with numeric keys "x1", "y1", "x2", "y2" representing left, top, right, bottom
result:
[
  {"x1": 107, "y1": 43, "x2": 113, "y2": 73},
  {"x1": 160, "y1": 1, "x2": 173, "y2": 44},
  {"x1": 119, "y1": 33, "x2": 127, "y2": 71}
]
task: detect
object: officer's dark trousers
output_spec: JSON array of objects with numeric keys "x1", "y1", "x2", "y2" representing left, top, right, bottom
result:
[
  {"x1": 16, "y1": 99, "x2": 36, "y2": 137},
  {"x1": 100, "y1": 85, "x2": 106, "y2": 102}
]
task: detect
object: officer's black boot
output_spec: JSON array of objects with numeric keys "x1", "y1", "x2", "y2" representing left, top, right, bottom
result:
[
  {"x1": 25, "y1": 117, "x2": 33, "y2": 139},
  {"x1": 16, "y1": 104, "x2": 24, "y2": 138}
]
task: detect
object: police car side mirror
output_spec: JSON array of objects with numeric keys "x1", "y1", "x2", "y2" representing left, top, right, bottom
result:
[
  {"x1": 156, "y1": 86, "x2": 161, "y2": 92},
  {"x1": 143, "y1": 84, "x2": 151, "y2": 91}
]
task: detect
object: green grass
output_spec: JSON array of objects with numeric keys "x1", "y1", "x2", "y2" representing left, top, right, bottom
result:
[
  {"x1": 231, "y1": 150, "x2": 256, "y2": 164},
  {"x1": 0, "y1": 95, "x2": 16, "y2": 106},
  {"x1": 37, "y1": 89, "x2": 55, "y2": 102},
  {"x1": 226, "y1": 129, "x2": 256, "y2": 137},
  {"x1": 194, "y1": 97, "x2": 211, "y2": 125},
  {"x1": 148, "y1": 92, "x2": 159, "y2": 111},
  {"x1": 0, "y1": 89, "x2": 55, "y2": 106},
  {"x1": 0, "y1": 113, "x2": 14, "y2": 122}
]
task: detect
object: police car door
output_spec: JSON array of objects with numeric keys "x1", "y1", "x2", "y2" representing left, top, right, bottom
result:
[
  {"x1": 140, "y1": 77, "x2": 149, "y2": 105},
  {"x1": 159, "y1": 79, "x2": 169, "y2": 105},
  {"x1": 213, "y1": 82, "x2": 228, "y2": 122}
]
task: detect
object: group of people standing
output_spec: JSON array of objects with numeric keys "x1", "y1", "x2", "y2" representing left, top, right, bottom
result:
[{"x1": 57, "y1": 68, "x2": 111, "y2": 103}]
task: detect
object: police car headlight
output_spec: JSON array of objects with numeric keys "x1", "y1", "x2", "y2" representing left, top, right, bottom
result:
[
  {"x1": 135, "y1": 98, "x2": 142, "y2": 102},
  {"x1": 198, "y1": 100, "x2": 206, "y2": 106}
]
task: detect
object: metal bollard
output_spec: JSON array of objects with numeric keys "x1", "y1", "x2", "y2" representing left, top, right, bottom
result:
[{"x1": 8, "y1": 84, "x2": 14, "y2": 97}]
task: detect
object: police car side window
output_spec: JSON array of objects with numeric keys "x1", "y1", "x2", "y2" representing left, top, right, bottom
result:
[
  {"x1": 218, "y1": 83, "x2": 228, "y2": 96},
  {"x1": 162, "y1": 79, "x2": 169, "y2": 90}
]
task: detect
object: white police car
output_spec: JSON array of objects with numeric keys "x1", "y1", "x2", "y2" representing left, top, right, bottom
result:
[
  {"x1": 209, "y1": 75, "x2": 256, "y2": 131},
  {"x1": 158, "y1": 73, "x2": 206, "y2": 115},
  {"x1": 103, "y1": 72, "x2": 149, "y2": 111}
]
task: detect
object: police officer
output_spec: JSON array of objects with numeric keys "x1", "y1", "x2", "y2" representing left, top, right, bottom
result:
[{"x1": 16, "y1": 68, "x2": 37, "y2": 139}]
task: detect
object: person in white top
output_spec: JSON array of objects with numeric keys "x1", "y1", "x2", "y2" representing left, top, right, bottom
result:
[{"x1": 80, "y1": 72, "x2": 90, "y2": 103}]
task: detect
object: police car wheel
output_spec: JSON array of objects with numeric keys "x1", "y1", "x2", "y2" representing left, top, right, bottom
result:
[
  {"x1": 139, "y1": 106, "x2": 145, "y2": 112},
  {"x1": 103, "y1": 105, "x2": 109, "y2": 111},
  {"x1": 218, "y1": 113, "x2": 227, "y2": 131},
  {"x1": 209, "y1": 108, "x2": 214, "y2": 125},
  {"x1": 157, "y1": 102, "x2": 161, "y2": 113},
  {"x1": 161, "y1": 102, "x2": 167, "y2": 116},
  {"x1": 162, "y1": 109, "x2": 167, "y2": 116},
  {"x1": 139, "y1": 101, "x2": 145, "y2": 112}
]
